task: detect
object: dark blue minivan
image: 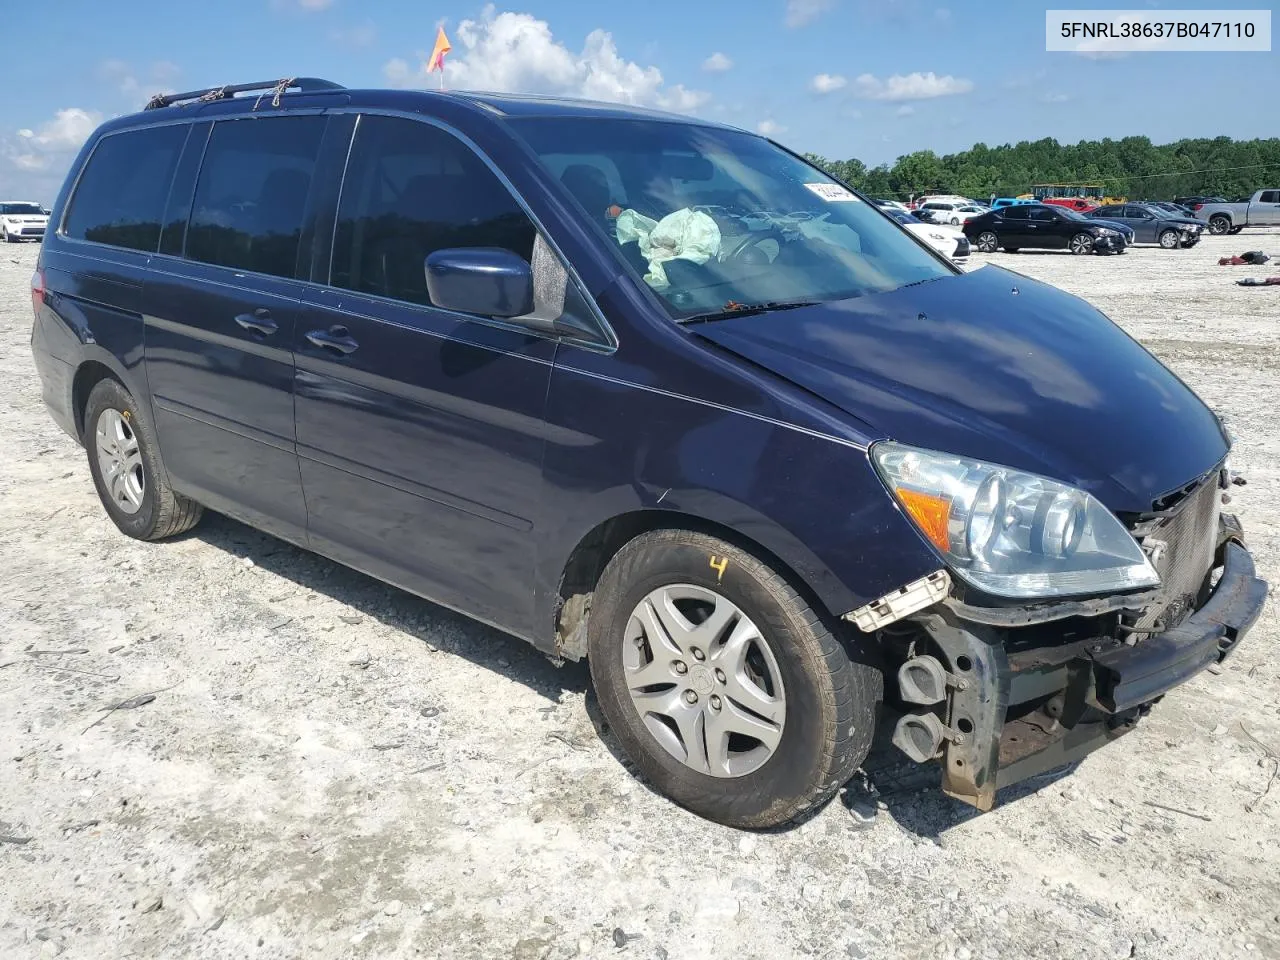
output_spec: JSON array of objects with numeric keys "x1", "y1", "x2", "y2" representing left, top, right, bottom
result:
[{"x1": 30, "y1": 78, "x2": 1266, "y2": 827}]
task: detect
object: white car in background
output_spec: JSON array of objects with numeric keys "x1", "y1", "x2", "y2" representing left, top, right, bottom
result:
[
  {"x1": 918, "y1": 200, "x2": 986, "y2": 226},
  {"x1": 1, "y1": 201, "x2": 49, "y2": 242},
  {"x1": 886, "y1": 208, "x2": 969, "y2": 260},
  {"x1": 872, "y1": 198, "x2": 910, "y2": 213}
]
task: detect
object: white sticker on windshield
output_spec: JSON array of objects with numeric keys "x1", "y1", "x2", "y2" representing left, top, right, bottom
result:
[{"x1": 804, "y1": 182, "x2": 859, "y2": 202}]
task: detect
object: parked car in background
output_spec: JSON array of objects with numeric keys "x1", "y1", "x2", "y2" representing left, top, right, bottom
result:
[
  {"x1": 0, "y1": 201, "x2": 49, "y2": 242},
  {"x1": 1042, "y1": 197, "x2": 1099, "y2": 214},
  {"x1": 34, "y1": 78, "x2": 1264, "y2": 828},
  {"x1": 1194, "y1": 190, "x2": 1280, "y2": 234},
  {"x1": 885, "y1": 208, "x2": 970, "y2": 259},
  {"x1": 1144, "y1": 200, "x2": 1197, "y2": 217},
  {"x1": 911, "y1": 194, "x2": 971, "y2": 209},
  {"x1": 964, "y1": 203, "x2": 1131, "y2": 254},
  {"x1": 871, "y1": 198, "x2": 910, "y2": 213},
  {"x1": 1174, "y1": 196, "x2": 1225, "y2": 209},
  {"x1": 918, "y1": 200, "x2": 985, "y2": 225},
  {"x1": 990, "y1": 197, "x2": 1033, "y2": 210},
  {"x1": 1090, "y1": 203, "x2": 1204, "y2": 248}
]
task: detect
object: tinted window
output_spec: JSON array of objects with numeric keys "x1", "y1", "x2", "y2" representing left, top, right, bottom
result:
[
  {"x1": 64, "y1": 125, "x2": 188, "y2": 252},
  {"x1": 186, "y1": 116, "x2": 326, "y2": 279},
  {"x1": 1029, "y1": 207, "x2": 1057, "y2": 222},
  {"x1": 1002, "y1": 206, "x2": 1029, "y2": 221},
  {"x1": 331, "y1": 115, "x2": 536, "y2": 305},
  {"x1": 1260, "y1": 191, "x2": 1280, "y2": 203}
]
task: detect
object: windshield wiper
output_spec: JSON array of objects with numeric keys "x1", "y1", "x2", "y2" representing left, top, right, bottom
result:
[{"x1": 677, "y1": 299, "x2": 820, "y2": 324}]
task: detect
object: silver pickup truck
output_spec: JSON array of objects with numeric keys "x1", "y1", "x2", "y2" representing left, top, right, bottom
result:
[{"x1": 1196, "y1": 189, "x2": 1280, "y2": 234}]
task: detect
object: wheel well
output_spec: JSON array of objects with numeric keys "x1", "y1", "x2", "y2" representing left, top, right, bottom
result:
[
  {"x1": 71, "y1": 361, "x2": 118, "y2": 441},
  {"x1": 553, "y1": 509, "x2": 832, "y2": 660}
]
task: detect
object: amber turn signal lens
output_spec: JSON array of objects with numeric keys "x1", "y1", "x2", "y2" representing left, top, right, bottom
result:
[{"x1": 895, "y1": 487, "x2": 951, "y2": 552}]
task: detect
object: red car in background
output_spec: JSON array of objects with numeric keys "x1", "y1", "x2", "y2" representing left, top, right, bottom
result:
[{"x1": 1043, "y1": 196, "x2": 1099, "y2": 213}]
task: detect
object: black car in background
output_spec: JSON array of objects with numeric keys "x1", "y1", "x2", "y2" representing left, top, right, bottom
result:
[
  {"x1": 1089, "y1": 203, "x2": 1205, "y2": 248},
  {"x1": 963, "y1": 203, "x2": 1132, "y2": 254}
]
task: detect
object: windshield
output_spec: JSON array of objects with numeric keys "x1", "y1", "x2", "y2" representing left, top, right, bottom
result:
[
  {"x1": 511, "y1": 118, "x2": 950, "y2": 319},
  {"x1": 0, "y1": 202, "x2": 45, "y2": 216}
]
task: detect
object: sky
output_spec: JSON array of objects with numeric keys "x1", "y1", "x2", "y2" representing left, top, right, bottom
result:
[{"x1": 2, "y1": 0, "x2": 1276, "y2": 202}]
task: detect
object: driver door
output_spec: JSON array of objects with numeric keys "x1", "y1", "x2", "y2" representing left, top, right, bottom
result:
[
  {"x1": 1026, "y1": 206, "x2": 1064, "y2": 249},
  {"x1": 293, "y1": 113, "x2": 559, "y2": 635}
]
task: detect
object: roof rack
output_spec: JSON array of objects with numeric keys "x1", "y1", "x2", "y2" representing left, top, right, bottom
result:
[{"x1": 144, "y1": 77, "x2": 345, "y2": 111}]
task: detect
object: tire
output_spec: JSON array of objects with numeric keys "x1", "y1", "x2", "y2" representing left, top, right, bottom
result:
[
  {"x1": 975, "y1": 231, "x2": 999, "y2": 253},
  {"x1": 950, "y1": 217, "x2": 960, "y2": 226},
  {"x1": 1158, "y1": 229, "x2": 1180, "y2": 249},
  {"x1": 1069, "y1": 232, "x2": 1095, "y2": 255},
  {"x1": 84, "y1": 378, "x2": 203, "y2": 541},
  {"x1": 2, "y1": 226, "x2": 15, "y2": 243},
  {"x1": 587, "y1": 529, "x2": 879, "y2": 829},
  {"x1": 1208, "y1": 215, "x2": 1231, "y2": 235}
]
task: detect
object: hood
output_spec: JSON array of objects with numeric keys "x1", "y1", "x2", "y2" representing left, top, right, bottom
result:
[
  {"x1": 1087, "y1": 218, "x2": 1134, "y2": 235},
  {"x1": 694, "y1": 266, "x2": 1227, "y2": 513},
  {"x1": 1160, "y1": 216, "x2": 1206, "y2": 228}
]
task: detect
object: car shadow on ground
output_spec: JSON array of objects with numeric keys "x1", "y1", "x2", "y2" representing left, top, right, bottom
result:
[
  {"x1": 187, "y1": 511, "x2": 590, "y2": 704},
  {"x1": 189, "y1": 511, "x2": 1078, "y2": 836}
]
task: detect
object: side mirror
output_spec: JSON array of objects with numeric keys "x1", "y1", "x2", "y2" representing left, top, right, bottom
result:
[{"x1": 425, "y1": 248, "x2": 534, "y2": 319}]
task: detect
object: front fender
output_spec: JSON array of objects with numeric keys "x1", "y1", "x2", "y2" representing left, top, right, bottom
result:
[{"x1": 534, "y1": 360, "x2": 941, "y2": 643}]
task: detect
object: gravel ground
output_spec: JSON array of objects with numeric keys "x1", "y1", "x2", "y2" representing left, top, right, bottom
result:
[{"x1": 1, "y1": 230, "x2": 1278, "y2": 960}]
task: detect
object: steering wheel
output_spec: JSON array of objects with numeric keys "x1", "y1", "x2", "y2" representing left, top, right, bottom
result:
[{"x1": 721, "y1": 226, "x2": 786, "y2": 263}]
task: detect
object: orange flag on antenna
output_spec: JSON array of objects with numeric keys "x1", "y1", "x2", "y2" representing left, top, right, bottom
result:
[{"x1": 427, "y1": 26, "x2": 452, "y2": 73}]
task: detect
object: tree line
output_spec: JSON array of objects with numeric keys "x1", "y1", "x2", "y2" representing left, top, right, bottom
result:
[{"x1": 804, "y1": 135, "x2": 1280, "y2": 202}]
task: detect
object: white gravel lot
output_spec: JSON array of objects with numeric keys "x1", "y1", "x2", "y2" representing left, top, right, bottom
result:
[{"x1": 1, "y1": 231, "x2": 1278, "y2": 960}]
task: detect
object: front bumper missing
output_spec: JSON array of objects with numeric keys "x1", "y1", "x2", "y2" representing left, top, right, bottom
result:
[{"x1": 909, "y1": 535, "x2": 1266, "y2": 810}]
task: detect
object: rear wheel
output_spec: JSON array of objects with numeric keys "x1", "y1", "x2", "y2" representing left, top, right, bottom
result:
[
  {"x1": 975, "y1": 231, "x2": 999, "y2": 253},
  {"x1": 587, "y1": 529, "x2": 879, "y2": 829},
  {"x1": 84, "y1": 378, "x2": 203, "y2": 541},
  {"x1": 1158, "y1": 229, "x2": 1180, "y2": 249},
  {"x1": 1208, "y1": 215, "x2": 1231, "y2": 235},
  {"x1": 949, "y1": 217, "x2": 960, "y2": 226},
  {"x1": 1069, "y1": 232, "x2": 1095, "y2": 255}
]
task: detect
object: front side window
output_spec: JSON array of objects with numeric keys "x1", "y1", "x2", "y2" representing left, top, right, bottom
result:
[
  {"x1": 1029, "y1": 207, "x2": 1057, "y2": 222},
  {"x1": 1259, "y1": 190, "x2": 1280, "y2": 203},
  {"x1": 511, "y1": 117, "x2": 949, "y2": 319},
  {"x1": 64, "y1": 124, "x2": 189, "y2": 252},
  {"x1": 186, "y1": 115, "x2": 326, "y2": 279},
  {"x1": 1002, "y1": 206, "x2": 1030, "y2": 221},
  {"x1": 331, "y1": 115, "x2": 536, "y2": 306}
]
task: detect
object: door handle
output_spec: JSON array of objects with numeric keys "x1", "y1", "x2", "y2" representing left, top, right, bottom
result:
[
  {"x1": 235, "y1": 309, "x2": 278, "y2": 336},
  {"x1": 305, "y1": 326, "x2": 360, "y2": 355}
]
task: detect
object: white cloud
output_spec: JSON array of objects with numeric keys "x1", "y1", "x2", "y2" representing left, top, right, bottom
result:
[
  {"x1": 702, "y1": 52, "x2": 733, "y2": 72},
  {"x1": 98, "y1": 60, "x2": 181, "y2": 102},
  {"x1": 810, "y1": 73, "x2": 847, "y2": 94},
  {"x1": 786, "y1": 0, "x2": 834, "y2": 28},
  {"x1": 295, "y1": 0, "x2": 334, "y2": 9},
  {"x1": 757, "y1": 119, "x2": 785, "y2": 135},
  {"x1": 331, "y1": 20, "x2": 378, "y2": 48},
  {"x1": 895, "y1": 104, "x2": 915, "y2": 117},
  {"x1": 383, "y1": 9, "x2": 708, "y2": 114},
  {"x1": 3, "y1": 107, "x2": 102, "y2": 174},
  {"x1": 851, "y1": 71, "x2": 973, "y2": 101},
  {"x1": 1041, "y1": 92, "x2": 1070, "y2": 103}
]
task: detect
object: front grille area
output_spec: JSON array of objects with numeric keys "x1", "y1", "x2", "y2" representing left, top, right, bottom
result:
[{"x1": 1128, "y1": 475, "x2": 1221, "y2": 632}]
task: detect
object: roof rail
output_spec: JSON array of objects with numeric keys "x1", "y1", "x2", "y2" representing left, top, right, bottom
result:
[{"x1": 144, "y1": 77, "x2": 345, "y2": 111}]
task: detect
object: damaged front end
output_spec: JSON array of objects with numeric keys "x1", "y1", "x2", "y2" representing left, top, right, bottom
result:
[{"x1": 854, "y1": 468, "x2": 1268, "y2": 810}]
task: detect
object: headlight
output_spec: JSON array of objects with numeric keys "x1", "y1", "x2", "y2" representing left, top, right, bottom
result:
[
  {"x1": 1094, "y1": 227, "x2": 1118, "y2": 237},
  {"x1": 871, "y1": 442, "x2": 1159, "y2": 599}
]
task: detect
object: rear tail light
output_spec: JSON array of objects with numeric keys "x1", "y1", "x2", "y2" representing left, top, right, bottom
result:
[
  {"x1": 31, "y1": 267, "x2": 45, "y2": 316},
  {"x1": 1193, "y1": 203, "x2": 1203, "y2": 212}
]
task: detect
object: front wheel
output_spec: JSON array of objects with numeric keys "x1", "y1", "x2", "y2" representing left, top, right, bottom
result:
[
  {"x1": 587, "y1": 529, "x2": 879, "y2": 829},
  {"x1": 1208, "y1": 215, "x2": 1231, "y2": 235},
  {"x1": 975, "y1": 231, "x2": 999, "y2": 253},
  {"x1": 1069, "y1": 232, "x2": 1095, "y2": 255},
  {"x1": 84, "y1": 378, "x2": 203, "y2": 541},
  {"x1": 1158, "y1": 229, "x2": 1180, "y2": 249},
  {"x1": 2, "y1": 226, "x2": 15, "y2": 243}
]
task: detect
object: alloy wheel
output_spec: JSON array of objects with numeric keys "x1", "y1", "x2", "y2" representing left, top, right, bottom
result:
[
  {"x1": 623, "y1": 584, "x2": 786, "y2": 778},
  {"x1": 1159, "y1": 230, "x2": 1179, "y2": 249},
  {"x1": 976, "y1": 231, "x2": 998, "y2": 252},
  {"x1": 1070, "y1": 233, "x2": 1094, "y2": 255},
  {"x1": 95, "y1": 408, "x2": 145, "y2": 514}
]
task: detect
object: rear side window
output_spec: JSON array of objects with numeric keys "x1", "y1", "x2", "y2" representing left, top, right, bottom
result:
[
  {"x1": 186, "y1": 115, "x2": 326, "y2": 279},
  {"x1": 64, "y1": 125, "x2": 188, "y2": 252},
  {"x1": 331, "y1": 115, "x2": 536, "y2": 305}
]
